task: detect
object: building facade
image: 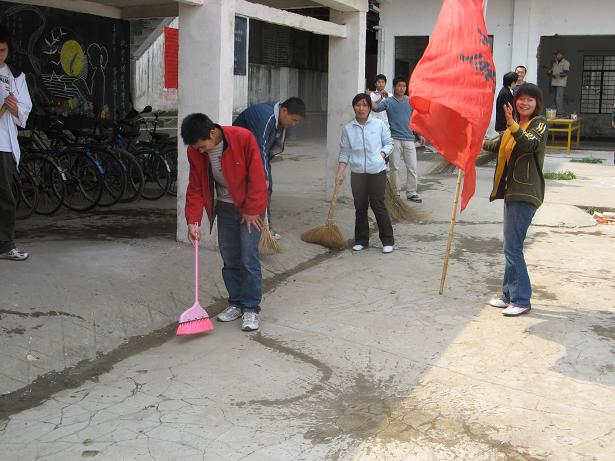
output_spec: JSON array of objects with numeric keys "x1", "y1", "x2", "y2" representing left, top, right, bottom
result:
[{"x1": 376, "y1": 0, "x2": 615, "y2": 137}]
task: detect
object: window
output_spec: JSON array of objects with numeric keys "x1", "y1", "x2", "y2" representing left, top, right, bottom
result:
[{"x1": 581, "y1": 56, "x2": 615, "y2": 114}]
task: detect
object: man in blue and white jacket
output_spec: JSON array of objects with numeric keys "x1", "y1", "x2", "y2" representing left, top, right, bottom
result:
[{"x1": 233, "y1": 97, "x2": 305, "y2": 237}]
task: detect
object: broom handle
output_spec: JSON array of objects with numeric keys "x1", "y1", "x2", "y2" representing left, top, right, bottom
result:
[
  {"x1": 439, "y1": 169, "x2": 463, "y2": 295},
  {"x1": 194, "y1": 223, "x2": 199, "y2": 304},
  {"x1": 327, "y1": 182, "x2": 342, "y2": 222}
]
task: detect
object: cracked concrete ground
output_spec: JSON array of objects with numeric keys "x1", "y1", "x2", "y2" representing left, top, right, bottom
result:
[{"x1": 1, "y1": 141, "x2": 614, "y2": 460}]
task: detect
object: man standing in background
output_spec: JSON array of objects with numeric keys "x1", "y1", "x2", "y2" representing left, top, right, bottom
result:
[
  {"x1": 512, "y1": 65, "x2": 527, "y2": 94},
  {"x1": 367, "y1": 74, "x2": 389, "y2": 127},
  {"x1": 548, "y1": 50, "x2": 570, "y2": 116},
  {"x1": 372, "y1": 77, "x2": 422, "y2": 204},
  {"x1": 0, "y1": 25, "x2": 32, "y2": 262}
]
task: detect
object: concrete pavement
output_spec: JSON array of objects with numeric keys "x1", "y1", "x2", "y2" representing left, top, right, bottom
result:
[{"x1": 1, "y1": 141, "x2": 614, "y2": 460}]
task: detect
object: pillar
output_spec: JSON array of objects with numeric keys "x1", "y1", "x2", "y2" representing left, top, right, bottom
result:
[
  {"x1": 177, "y1": 0, "x2": 236, "y2": 243},
  {"x1": 326, "y1": 10, "x2": 367, "y2": 198}
]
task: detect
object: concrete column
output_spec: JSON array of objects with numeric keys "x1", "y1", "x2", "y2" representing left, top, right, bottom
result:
[
  {"x1": 326, "y1": 10, "x2": 366, "y2": 198},
  {"x1": 177, "y1": 0, "x2": 236, "y2": 243},
  {"x1": 511, "y1": 0, "x2": 532, "y2": 81}
]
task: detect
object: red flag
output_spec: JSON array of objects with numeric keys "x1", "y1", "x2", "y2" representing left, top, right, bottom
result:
[
  {"x1": 164, "y1": 27, "x2": 179, "y2": 89},
  {"x1": 409, "y1": 0, "x2": 495, "y2": 210}
]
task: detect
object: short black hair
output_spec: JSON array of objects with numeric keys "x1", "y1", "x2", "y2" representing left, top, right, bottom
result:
[
  {"x1": 503, "y1": 71, "x2": 518, "y2": 88},
  {"x1": 352, "y1": 92, "x2": 372, "y2": 110},
  {"x1": 392, "y1": 77, "x2": 407, "y2": 88},
  {"x1": 514, "y1": 83, "x2": 544, "y2": 119},
  {"x1": 375, "y1": 74, "x2": 387, "y2": 83},
  {"x1": 0, "y1": 23, "x2": 11, "y2": 48},
  {"x1": 180, "y1": 113, "x2": 216, "y2": 145},
  {"x1": 280, "y1": 97, "x2": 306, "y2": 117},
  {"x1": 515, "y1": 65, "x2": 527, "y2": 73}
]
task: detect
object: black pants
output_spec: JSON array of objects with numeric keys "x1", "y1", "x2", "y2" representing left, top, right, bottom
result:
[
  {"x1": 0, "y1": 153, "x2": 16, "y2": 253},
  {"x1": 350, "y1": 171, "x2": 394, "y2": 246}
]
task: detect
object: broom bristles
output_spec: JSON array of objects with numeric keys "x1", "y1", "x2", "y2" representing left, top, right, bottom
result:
[
  {"x1": 384, "y1": 177, "x2": 424, "y2": 223},
  {"x1": 300, "y1": 220, "x2": 347, "y2": 250},
  {"x1": 259, "y1": 215, "x2": 284, "y2": 256}
]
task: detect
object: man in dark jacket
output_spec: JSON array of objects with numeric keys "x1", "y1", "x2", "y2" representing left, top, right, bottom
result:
[
  {"x1": 233, "y1": 97, "x2": 305, "y2": 237},
  {"x1": 495, "y1": 72, "x2": 518, "y2": 133},
  {"x1": 182, "y1": 113, "x2": 268, "y2": 332}
]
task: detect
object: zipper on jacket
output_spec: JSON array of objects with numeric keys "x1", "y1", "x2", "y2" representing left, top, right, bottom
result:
[{"x1": 361, "y1": 125, "x2": 367, "y2": 173}]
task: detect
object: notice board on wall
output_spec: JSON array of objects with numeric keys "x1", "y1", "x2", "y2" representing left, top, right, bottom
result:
[
  {"x1": 234, "y1": 16, "x2": 248, "y2": 76},
  {"x1": 0, "y1": 1, "x2": 130, "y2": 119}
]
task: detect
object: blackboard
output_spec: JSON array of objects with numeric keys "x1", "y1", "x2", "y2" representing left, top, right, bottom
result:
[
  {"x1": 234, "y1": 16, "x2": 248, "y2": 76},
  {"x1": 0, "y1": 1, "x2": 130, "y2": 120}
]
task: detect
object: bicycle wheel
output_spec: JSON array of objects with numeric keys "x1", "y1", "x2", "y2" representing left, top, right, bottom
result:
[
  {"x1": 13, "y1": 169, "x2": 38, "y2": 219},
  {"x1": 133, "y1": 146, "x2": 171, "y2": 200},
  {"x1": 114, "y1": 148, "x2": 144, "y2": 203},
  {"x1": 22, "y1": 153, "x2": 66, "y2": 215},
  {"x1": 161, "y1": 145, "x2": 177, "y2": 196},
  {"x1": 58, "y1": 150, "x2": 104, "y2": 212},
  {"x1": 87, "y1": 146, "x2": 126, "y2": 207}
]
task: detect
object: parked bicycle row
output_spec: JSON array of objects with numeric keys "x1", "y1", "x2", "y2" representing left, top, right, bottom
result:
[{"x1": 13, "y1": 107, "x2": 178, "y2": 219}]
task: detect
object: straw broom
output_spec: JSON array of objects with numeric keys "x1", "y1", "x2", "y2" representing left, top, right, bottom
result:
[
  {"x1": 301, "y1": 182, "x2": 347, "y2": 250},
  {"x1": 427, "y1": 135, "x2": 499, "y2": 176},
  {"x1": 259, "y1": 209, "x2": 284, "y2": 256},
  {"x1": 384, "y1": 176, "x2": 423, "y2": 223}
]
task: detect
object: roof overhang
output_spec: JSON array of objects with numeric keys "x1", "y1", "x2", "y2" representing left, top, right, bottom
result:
[{"x1": 9, "y1": 0, "x2": 366, "y2": 19}]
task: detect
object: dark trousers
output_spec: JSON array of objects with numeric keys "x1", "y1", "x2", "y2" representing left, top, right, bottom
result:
[
  {"x1": 0, "y1": 153, "x2": 16, "y2": 253},
  {"x1": 350, "y1": 171, "x2": 394, "y2": 246},
  {"x1": 216, "y1": 201, "x2": 263, "y2": 313}
]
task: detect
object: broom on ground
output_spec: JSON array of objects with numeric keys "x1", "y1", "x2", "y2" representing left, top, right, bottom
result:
[
  {"x1": 384, "y1": 176, "x2": 423, "y2": 223},
  {"x1": 259, "y1": 209, "x2": 284, "y2": 256},
  {"x1": 301, "y1": 182, "x2": 347, "y2": 250}
]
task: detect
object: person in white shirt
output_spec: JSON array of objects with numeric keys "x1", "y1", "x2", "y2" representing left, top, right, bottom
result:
[
  {"x1": 548, "y1": 50, "x2": 570, "y2": 116},
  {"x1": 366, "y1": 74, "x2": 389, "y2": 127},
  {"x1": 0, "y1": 25, "x2": 32, "y2": 261}
]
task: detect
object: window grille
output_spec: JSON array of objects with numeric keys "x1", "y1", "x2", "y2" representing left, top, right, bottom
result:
[{"x1": 581, "y1": 56, "x2": 615, "y2": 114}]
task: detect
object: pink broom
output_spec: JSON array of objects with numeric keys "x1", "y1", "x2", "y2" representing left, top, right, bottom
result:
[{"x1": 176, "y1": 227, "x2": 214, "y2": 336}]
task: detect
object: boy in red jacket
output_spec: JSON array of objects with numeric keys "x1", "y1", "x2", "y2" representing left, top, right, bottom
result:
[{"x1": 181, "y1": 113, "x2": 268, "y2": 331}]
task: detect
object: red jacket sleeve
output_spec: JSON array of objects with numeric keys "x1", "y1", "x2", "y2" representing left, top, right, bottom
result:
[
  {"x1": 241, "y1": 133, "x2": 268, "y2": 216},
  {"x1": 185, "y1": 148, "x2": 205, "y2": 225}
]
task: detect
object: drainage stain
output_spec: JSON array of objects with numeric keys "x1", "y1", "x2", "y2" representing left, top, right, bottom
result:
[
  {"x1": 591, "y1": 325, "x2": 615, "y2": 341},
  {"x1": 0, "y1": 309, "x2": 85, "y2": 321},
  {"x1": 244, "y1": 333, "x2": 332, "y2": 406}
]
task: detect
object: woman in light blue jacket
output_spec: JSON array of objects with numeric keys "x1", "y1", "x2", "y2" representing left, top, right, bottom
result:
[{"x1": 335, "y1": 93, "x2": 395, "y2": 253}]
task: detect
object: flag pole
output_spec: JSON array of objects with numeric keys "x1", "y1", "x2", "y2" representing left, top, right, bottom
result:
[
  {"x1": 438, "y1": 0, "x2": 488, "y2": 294},
  {"x1": 438, "y1": 168, "x2": 463, "y2": 295}
]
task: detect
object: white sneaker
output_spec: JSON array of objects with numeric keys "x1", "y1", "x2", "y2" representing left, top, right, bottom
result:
[
  {"x1": 217, "y1": 305, "x2": 242, "y2": 322},
  {"x1": 502, "y1": 305, "x2": 531, "y2": 317},
  {"x1": 0, "y1": 248, "x2": 29, "y2": 261},
  {"x1": 488, "y1": 297, "x2": 509, "y2": 308},
  {"x1": 241, "y1": 311, "x2": 260, "y2": 331},
  {"x1": 382, "y1": 245, "x2": 393, "y2": 254},
  {"x1": 352, "y1": 244, "x2": 365, "y2": 251}
]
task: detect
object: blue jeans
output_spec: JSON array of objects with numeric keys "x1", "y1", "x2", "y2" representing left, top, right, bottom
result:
[
  {"x1": 502, "y1": 201, "x2": 537, "y2": 308},
  {"x1": 216, "y1": 201, "x2": 262, "y2": 313}
]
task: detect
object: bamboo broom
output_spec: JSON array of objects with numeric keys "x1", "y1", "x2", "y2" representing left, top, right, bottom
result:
[
  {"x1": 301, "y1": 182, "x2": 347, "y2": 250},
  {"x1": 259, "y1": 209, "x2": 284, "y2": 256}
]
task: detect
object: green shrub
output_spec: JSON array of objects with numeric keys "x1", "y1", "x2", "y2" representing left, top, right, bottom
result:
[
  {"x1": 570, "y1": 157, "x2": 603, "y2": 164},
  {"x1": 544, "y1": 171, "x2": 576, "y2": 180}
]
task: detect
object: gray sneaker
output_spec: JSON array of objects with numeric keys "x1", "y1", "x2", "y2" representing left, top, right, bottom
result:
[
  {"x1": 241, "y1": 311, "x2": 260, "y2": 331},
  {"x1": 0, "y1": 248, "x2": 29, "y2": 261},
  {"x1": 407, "y1": 193, "x2": 422, "y2": 203},
  {"x1": 217, "y1": 305, "x2": 242, "y2": 322}
]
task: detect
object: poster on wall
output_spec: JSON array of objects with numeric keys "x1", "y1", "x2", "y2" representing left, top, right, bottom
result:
[{"x1": 0, "y1": 1, "x2": 130, "y2": 121}]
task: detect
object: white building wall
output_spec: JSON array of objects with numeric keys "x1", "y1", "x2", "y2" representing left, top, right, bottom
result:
[{"x1": 378, "y1": 0, "x2": 615, "y2": 131}]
